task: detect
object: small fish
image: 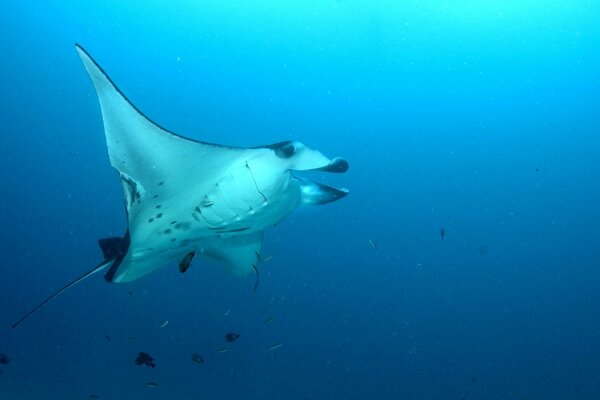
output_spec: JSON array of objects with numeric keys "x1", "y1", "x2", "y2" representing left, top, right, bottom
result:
[
  {"x1": 134, "y1": 352, "x2": 156, "y2": 368},
  {"x1": 146, "y1": 382, "x2": 159, "y2": 389},
  {"x1": 440, "y1": 228, "x2": 445, "y2": 240},
  {"x1": 159, "y1": 320, "x2": 169, "y2": 328},
  {"x1": 225, "y1": 332, "x2": 240, "y2": 342},
  {"x1": 217, "y1": 348, "x2": 228, "y2": 353},
  {"x1": 263, "y1": 316, "x2": 276, "y2": 324},
  {"x1": 191, "y1": 353, "x2": 204, "y2": 364},
  {"x1": 268, "y1": 343, "x2": 283, "y2": 351},
  {"x1": 178, "y1": 251, "x2": 196, "y2": 273},
  {"x1": 223, "y1": 309, "x2": 230, "y2": 317},
  {"x1": 368, "y1": 239, "x2": 378, "y2": 250},
  {"x1": 0, "y1": 354, "x2": 8, "y2": 365}
]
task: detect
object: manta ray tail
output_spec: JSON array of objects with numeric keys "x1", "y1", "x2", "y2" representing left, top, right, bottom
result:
[{"x1": 12, "y1": 258, "x2": 113, "y2": 329}]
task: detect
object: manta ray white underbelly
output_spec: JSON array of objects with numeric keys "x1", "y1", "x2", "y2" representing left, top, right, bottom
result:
[{"x1": 12, "y1": 44, "x2": 349, "y2": 328}]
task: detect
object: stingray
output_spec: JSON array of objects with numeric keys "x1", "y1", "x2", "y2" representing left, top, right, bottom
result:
[{"x1": 12, "y1": 44, "x2": 349, "y2": 328}]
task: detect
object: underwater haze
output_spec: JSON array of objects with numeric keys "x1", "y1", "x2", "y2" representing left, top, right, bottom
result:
[{"x1": 1, "y1": 1, "x2": 600, "y2": 399}]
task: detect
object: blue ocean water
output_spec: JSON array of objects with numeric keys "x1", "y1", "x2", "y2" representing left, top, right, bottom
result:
[{"x1": 1, "y1": 1, "x2": 600, "y2": 399}]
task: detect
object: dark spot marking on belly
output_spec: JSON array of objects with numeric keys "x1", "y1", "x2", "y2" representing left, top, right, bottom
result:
[
  {"x1": 171, "y1": 221, "x2": 177, "y2": 225},
  {"x1": 148, "y1": 218, "x2": 154, "y2": 223},
  {"x1": 158, "y1": 181, "x2": 165, "y2": 186},
  {"x1": 174, "y1": 222, "x2": 191, "y2": 231},
  {"x1": 164, "y1": 229, "x2": 172, "y2": 234},
  {"x1": 171, "y1": 238, "x2": 176, "y2": 242},
  {"x1": 153, "y1": 195, "x2": 159, "y2": 199},
  {"x1": 156, "y1": 205, "x2": 162, "y2": 209},
  {"x1": 156, "y1": 213, "x2": 163, "y2": 218}
]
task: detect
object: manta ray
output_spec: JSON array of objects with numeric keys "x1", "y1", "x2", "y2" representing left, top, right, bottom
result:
[{"x1": 12, "y1": 44, "x2": 349, "y2": 328}]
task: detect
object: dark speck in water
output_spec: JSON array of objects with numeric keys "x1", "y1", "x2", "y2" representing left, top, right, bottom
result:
[
  {"x1": 135, "y1": 352, "x2": 156, "y2": 368},
  {"x1": 225, "y1": 332, "x2": 240, "y2": 342}
]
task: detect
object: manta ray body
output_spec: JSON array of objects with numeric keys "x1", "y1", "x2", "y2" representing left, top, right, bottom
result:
[{"x1": 13, "y1": 45, "x2": 349, "y2": 327}]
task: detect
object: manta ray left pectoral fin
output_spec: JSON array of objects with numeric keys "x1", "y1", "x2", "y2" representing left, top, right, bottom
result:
[
  {"x1": 75, "y1": 44, "x2": 251, "y2": 196},
  {"x1": 12, "y1": 258, "x2": 114, "y2": 329}
]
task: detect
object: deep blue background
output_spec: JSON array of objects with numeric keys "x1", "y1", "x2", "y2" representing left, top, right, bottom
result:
[{"x1": 1, "y1": 1, "x2": 600, "y2": 399}]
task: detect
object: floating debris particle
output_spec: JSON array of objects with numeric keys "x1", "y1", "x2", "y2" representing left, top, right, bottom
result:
[
  {"x1": 225, "y1": 332, "x2": 240, "y2": 342},
  {"x1": 89, "y1": 396, "x2": 99, "y2": 400},
  {"x1": 134, "y1": 352, "x2": 156, "y2": 368},
  {"x1": 104, "y1": 335, "x2": 111, "y2": 341},
  {"x1": 223, "y1": 309, "x2": 230, "y2": 317},
  {"x1": 0, "y1": 354, "x2": 8, "y2": 365},
  {"x1": 368, "y1": 239, "x2": 378, "y2": 250},
  {"x1": 264, "y1": 316, "x2": 276, "y2": 324},
  {"x1": 159, "y1": 320, "x2": 169, "y2": 328},
  {"x1": 262, "y1": 256, "x2": 273, "y2": 262},
  {"x1": 146, "y1": 382, "x2": 159, "y2": 388},
  {"x1": 268, "y1": 343, "x2": 283, "y2": 351},
  {"x1": 478, "y1": 245, "x2": 490, "y2": 256},
  {"x1": 191, "y1": 353, "x2": 204, "y2": 364},
  {"x1": 440, "y1": 227, "x2": 445, "y2": 240},
  {"x1": 217, "y1": 348, "x2": 228, "y2": 353}
]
